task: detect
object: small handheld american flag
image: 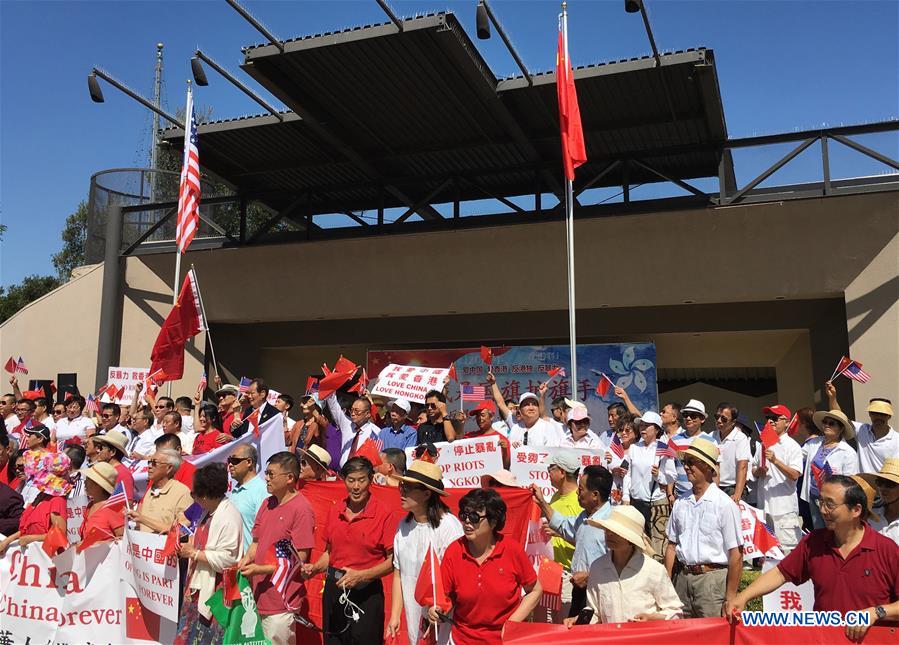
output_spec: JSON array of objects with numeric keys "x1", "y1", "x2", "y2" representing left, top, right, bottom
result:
[
  {"x1": 15, "y1": 356, "x2": 28, "y2": 375},
  {"x1": 609, "y1": 432, "x2": 625, "y2": 459},
  {"x1": 84, "y1": 394, "x2": 100, "y2": 416},
  {"x1": 198, "y1": 371, "x2": 207, "y2": 392},
  {"x1": 238, "y1": 377, "x2": 252, "y2": 394},
  {"x1": 102, "y1": 481, "x2": 129, "y2": 512},
  {"x1": 840, "y1": 360, "x2": 871, "y2": 383},
  {"x1": 269, "y1": 539, "x2": 300, "y2": 607},
  {"x1": 460, "y1": 385, "x2": 486, "y2": 402},
  {"x1": 655, "y1": 441, "x2": 676, "y2": 460}
]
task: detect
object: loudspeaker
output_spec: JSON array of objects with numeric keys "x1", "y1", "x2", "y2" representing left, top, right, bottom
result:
[{"x1": 57, "y1": 373, "x2": 78, "y2": 404}]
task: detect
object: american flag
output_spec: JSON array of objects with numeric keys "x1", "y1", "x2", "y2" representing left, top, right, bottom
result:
[
  {"x1": 461, "y1": 385, "x2": 486, "y2": 401},
  {"x1": 238, "y1": 377, "x2": 252, "y2": 394},
  {"x1": 655, "y1": 441, "x2": 676, "y2": 460},
  {"x1": 840, "y1": 360, "x2": 871, "y2": 383},
  {"x1": 609, "y1": 432, "x2": 625, "y2": 459},
  {"x1": 269, "y1": 539, "x2": 300, "y2": 605},
  {"x1": 84, "y1": 394, "x2": 100, "y2": 416},
  {"x1": 198, "y1": 371, "x2": 207, "y2": 392},
  {"x1": 811, "y1": 460, "x2": 833, "y2": 490},
  {"x1": 102, "y1": 481, "x2": 129, "y2": 512},
  {"x1": 175, "y1": 87, "x2": 201, "y2": 254},
  {"x1": 15, "y1": 356, "x2": 28, "y2": 375}
]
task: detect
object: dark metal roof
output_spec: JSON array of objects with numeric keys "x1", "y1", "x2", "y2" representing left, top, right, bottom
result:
[{"x1": 161, "y1": 11, "x2": 728, "y2": 215}]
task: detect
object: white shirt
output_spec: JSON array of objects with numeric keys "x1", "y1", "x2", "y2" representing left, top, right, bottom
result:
[
  {"x1": 508, "y1": 417, "x2": 563, "y2": 447},
  {"x1": 712, "y1": 428, "x2": 751, "y2": 488},
  {"x1": 324, "y1": 394, "x2": 380, "y2": 466},
  {"x1": 752, "y1": 432, "x2": 803, "y2": 517},
  {"x1": 393, "y1": 513, "x2": 464, "y2": 645},
  {"x1": 179, "y1": 430, "x2": 197, "y2": 455},
  {"x1": 880, "y1": 518, "x2": 899, "y2": 546},
  {"x1": 180, "y1": 414, "x2": 195, "y2": 434},
  {"x1": 562, "y1": 429, "x2": 604, "y2": 449},
  {"x1": 667, "y1": 483, "x2": 742, "y2": 565},
  {"x1": 54, "y1": 415, "x2": 95, "y2": 443},
  {"x1": 800, "y1": 440, "x2": 859, "y2": 501},
  {"x1": 131, "y1": 426, "x2": 164, "y2": 458},
  {"x1": 627, "y1": 440, "x2": 676, "y2": 503},
  {"x1": 855, "y1": 425, "x2": 898, "y2": 474},
  {"x1": 585, "y1": 550, "x2": 683, "y2": 623},
  {"x1": 3, "y1": 414, "x2": 17, "y2": 433}
]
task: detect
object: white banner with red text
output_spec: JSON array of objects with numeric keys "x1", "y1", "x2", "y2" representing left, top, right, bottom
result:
[
  {"x1": 371, "y1": 363, "x2": 450, "y2": 403},
  {"x1": 122, "y1": 528, "x2": 180, "y2": 622},
  {"x1": 0, "y1": 540, "x2": 175, "y2": 644},
  {"x1": 403, "y1": 435, "x2": 503, "y2": 487},
  {"x1": 510, "y1": 445, "x2": 607, "y2": 499}
]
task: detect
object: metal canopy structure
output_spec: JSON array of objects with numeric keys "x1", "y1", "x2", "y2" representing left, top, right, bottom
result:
[{"x1": 160, "y1": 11, "x2": 728, "y2": 220}]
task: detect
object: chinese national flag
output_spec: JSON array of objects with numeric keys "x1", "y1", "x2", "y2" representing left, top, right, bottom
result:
[
  {"x1": 333, "y1": 355, "x2": 358, "y2": 375},
  {"x1": 222, "y1": 567, "x2": 242, "y2": 606},
  {"x1": 126, "y1": 597, "x2": 160, "y2": 641},
  {"x1": 317, "y1": 370, "x2": 355, "y2": 401},
  {"x1": 148, "y1": 269, "x2": 205, "y2": 383},
  {"x1": 448, "y1": 362, "x2": 458, "y2": 382},
  {"x1": 480, "y1": 345, "x2": 493, "y2": 365},
  {"x1": 42, "y1": 523, "x2": 69, "y2": 558},
  {"x1": 160, "y1": 525, "x2": 179, "y2": 558},
  {"x1": 556, "y1": 20, "x2": 587, "y2": 180},
  {"x1": 305, "y1": 376, "x2": 318, "y2": 396},
  {"x1": 595, "y1": 374, "x2": 613, "y2": 398},
  {"x1": 760, "y1": 421, "x2": 780, "y2": 450},
  {"x1": 537, "y1": 556, "x2": 563, "y2": 596},
  {"x1": 76, "y1": 526, "x2": 112, "y2": 553},
  {"x1": 348, "y1": 368, "x2": 368, "y2": 393},
  {"x1": 414, "y1": 545, "x2": 450, "y2": 612},
  {"x1": 354, "y1": 438, "x2": 383, "y2": 467},
  {"x1": 3, "y1": 357, "x2": 15, "y2": 374},
  {"x1": 787, "y1": 414, "x2": 799, "y2": 436}
]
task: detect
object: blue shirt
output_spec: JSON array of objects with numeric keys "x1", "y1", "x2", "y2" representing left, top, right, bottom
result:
[
  {"x1": 378, "y1": 424, "x2": 419, "y2": 451},
  {"x1": 229, "y1": 474, "x2": 268, "y2": 549},
  {"x1": 549, "y1": 501, "x2": 612, "y2": 572},
  {"x1": 672, "y1": 431, "x2": 717, "y2": 497}
]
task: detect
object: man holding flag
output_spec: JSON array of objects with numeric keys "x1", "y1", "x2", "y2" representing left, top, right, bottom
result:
[{"x1": 751, "y1": 404, "x2": 804, "y2": 553}]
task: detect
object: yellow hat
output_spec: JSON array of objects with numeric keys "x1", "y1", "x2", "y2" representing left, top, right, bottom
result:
[{"x1": 679, "y1": 437, "x2": 720, "y2": 473}]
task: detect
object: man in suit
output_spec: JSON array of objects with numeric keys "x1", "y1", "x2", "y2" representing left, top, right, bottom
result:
[{"x1": 233, "y1": 378, "x2": 281, "y2": 438}]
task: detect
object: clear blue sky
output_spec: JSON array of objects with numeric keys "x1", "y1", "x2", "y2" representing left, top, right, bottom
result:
[{"x1": 1, "y1": 1, "x2": 897, "y2": 287}]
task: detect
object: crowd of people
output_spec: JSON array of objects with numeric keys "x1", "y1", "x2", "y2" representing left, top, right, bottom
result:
[{"x1": 0, "y1": 369, "x2": 897, "y2": 644}]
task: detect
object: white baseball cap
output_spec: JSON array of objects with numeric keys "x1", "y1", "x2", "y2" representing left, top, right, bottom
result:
[
  {"x1": 391, "y1": 398, "x2": 411, "y2": 413},
  {"x1": 518, "y1": 392, "x2": 539, "y2": 406},
  {"x1": 639, "y1": 411, "x2": 663, "y2": 428}
]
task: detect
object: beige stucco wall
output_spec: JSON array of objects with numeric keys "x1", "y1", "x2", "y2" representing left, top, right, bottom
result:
[
  {"x1": 0, "y1": 264, "x2": 104, "y2": 393},
  {"x1": 843, "y1": 231, "x2": 899, "y2": 421}
]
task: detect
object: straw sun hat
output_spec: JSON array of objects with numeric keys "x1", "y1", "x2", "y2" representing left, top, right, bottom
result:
[
  {"x1": 586, "y1": 506, "x2": 654, "y2": 555},
  {"x1": 392, "y1": 460, "x2": 449, "y2": 497}
]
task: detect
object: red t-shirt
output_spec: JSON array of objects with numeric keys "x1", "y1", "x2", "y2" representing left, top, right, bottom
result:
[
  {"x1": 191, "y1": 430, "x2": 223, "y2": 456},
  {"x1": 441, "y1": 535, "x2": 537, "y2": 645},
  {"x1": 251, "y1": 492, "x2": 316, "y2": 615},
  {"x1": 322, "y1": 495, "x2": 395, "y2": 571},
  {"x1": 113, "y1": 463, "x2": 135, "y2": 501},
  {"x1": 80, "y1": 501, "x2": 125, "y2": 540},
  {"x1": 778, "y1": 524, "x2": 899, "y2": 613},
  {"x1": 0, "y1": 467, "x2": 10, "y2": 487},
  {"x1": 19, "y1": 495, "x2": 67, "y2": 535}
]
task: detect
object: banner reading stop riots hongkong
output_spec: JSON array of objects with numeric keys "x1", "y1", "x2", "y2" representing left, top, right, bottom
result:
[{"x1": 403, "y1": 435, "x2": 503, "y2": 487}]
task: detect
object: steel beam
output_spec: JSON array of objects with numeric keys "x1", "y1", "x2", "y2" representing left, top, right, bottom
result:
[
  {"x1": 831, "y1": 134, "x2": 899, "y2": 171},
  {"x1": 726, "y1": 138, "x2": 818, "y2": 205},
  {"x1": 632, "y1": 159, "x2": 708, "y2": 198}
]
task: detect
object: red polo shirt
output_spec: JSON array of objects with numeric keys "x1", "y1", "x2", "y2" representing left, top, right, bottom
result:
[
  {"x1": 19, "y1": 495, "x2": 66, "y2": 536},
  {"x1": 778, "y1": 524, "x2": 899, "y2": 613},
  {"x1": 322, "y1": 494, "x2": 394, "y2": 570},
  {"x1": 441, "y1": 535, "x2": 537, "y2": 645}
]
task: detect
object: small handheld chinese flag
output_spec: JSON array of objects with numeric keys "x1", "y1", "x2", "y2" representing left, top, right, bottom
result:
[
  {"x1": 42, "y1": 523, "x2": 69, "y2": 558},
  {"x1": 3, "y1": 356, "x2": 15, "y2": 374},
  {"x1": 333, "y1": 355, "x2": 358, "y2": 375},
  {"x1": 480, "y1": 345, "x2": 493, "y2": 365},
  {"x1": 786, "y1": 414, "x2": 799, "y2": 436},
  {"x1": 305, "y1": 376, "x2": 319, "y2": 396},
  {"x1": 222, "y1": 567, "x2": 242, "y2": 606},
  {"x1": 448, "y1": 362, "x2": 458, "y2": 382},
  {"x1": 760, "y1": 421, "x2": 780, "y2": 450},
  {"x1": 354, "y1": 437, "x2": 383, "y2": 467},
  {"x1": 414, "y1": 545, "x2": 450, "y2": 612},
  {"x1": 537, "y1": 555, "x2": 563, "y2": 596},
  {"x1": 595, "y1": 374, "x2": 613, "y2": 398},
  {"x1": 161, "y1": 525, "x2": 179, "y2": 558}
]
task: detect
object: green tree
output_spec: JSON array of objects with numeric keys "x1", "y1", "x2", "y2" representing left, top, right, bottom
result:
[
  {"x1": 51, "y1": 201, "x2": 88, "y2": 281},
  {"x1": 0, "y1": 275, "x2": 61, "y2": 323},
  {"x1": 0, "y1": 224, "x2": 6, "y2": 240}
]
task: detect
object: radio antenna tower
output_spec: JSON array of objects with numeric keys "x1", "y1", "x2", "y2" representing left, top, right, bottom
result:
[{"x1": 150, "y1": 42, "x2": 164, "y2": 170}]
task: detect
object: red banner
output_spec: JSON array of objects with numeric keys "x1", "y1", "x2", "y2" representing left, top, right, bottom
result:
[
  {"x1": 504, "y1": 618, "x2": 898, "y2": 645},
  {"x1": 296, "y1": 482, "x2": 534, "y2": 644}
]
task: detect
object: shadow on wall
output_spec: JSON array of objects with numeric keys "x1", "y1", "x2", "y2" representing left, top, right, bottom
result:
[{"x1": 845, "y1": 275, "x2": 899, "y2": 345}]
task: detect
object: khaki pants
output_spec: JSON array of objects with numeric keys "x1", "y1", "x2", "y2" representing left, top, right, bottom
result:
[
  {"x1": 769, "y1": 511, "x2": 803, "y2": 554},
  {"x1": 262, "y1": 612, "x2": 296, "y2": 645},
  {"x1": 674, "y1": 567, "x2": 728, "y2": 618}
]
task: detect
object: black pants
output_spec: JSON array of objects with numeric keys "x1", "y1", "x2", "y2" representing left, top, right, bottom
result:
[
  {"x1": 568, "y1": 583, "x2": 587, "y2": 618},
  {"x1": 322, "y1": 576, "x2": 384, "y2": 645},
  {"x1": 630, "y1": 499, "x2": 653, "y2": 535}
]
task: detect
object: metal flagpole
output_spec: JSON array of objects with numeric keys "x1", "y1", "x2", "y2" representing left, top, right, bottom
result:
[
  {"x1": 190, "y1": 264, "x2": 220, "y2": 383},
  {"x1": 562, "y1": 4, "x2": 578, "y2": 402}
]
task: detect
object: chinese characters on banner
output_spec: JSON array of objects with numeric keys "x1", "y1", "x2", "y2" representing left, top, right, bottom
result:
[
  {"x1": 368, "y1": 344, "x2": 658, "y2": 433},
  {"x1": 66, "y1": 495, "x2": 89, "y2": 544},
  {"x1": 738, "y1": 501, "x2": 785, "y2": 562},
  {"x1": 122, "y1": 528, "x2": 180, "y2": 622},
  {"x1": 761, "y1": 559, "x2": 814, "y2": 614},
  {"x1": 511, "y1": 445, "x2": 607, "y2": 500},
  {"x1": 402, "y1": 436, "x2": 503, "y2": 487},
  {"x1": 372, "y1": 364, "x2": 451, "y2": 404},
  {"x1": 106, "y1": 366, "x2": 150, "y2": 405}
]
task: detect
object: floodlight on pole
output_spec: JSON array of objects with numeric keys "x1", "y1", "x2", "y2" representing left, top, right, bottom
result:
[
  {"x1": 473, "y1": 0, "x2": 532, "y2": 85},
  {"x1": 190, "y1": 57, "x2": 209, "y2": 86},
  {"x1": 87, "y1": 67, "x2": 183, "y2": 128},
  {"x1": 624, "y1": 0, "x2": 642, "y2": 14},
  {"x1": 192, "y1": 49, "x2": 283, "y2": 121}
]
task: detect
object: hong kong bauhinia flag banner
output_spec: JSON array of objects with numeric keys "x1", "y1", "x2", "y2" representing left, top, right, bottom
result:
[{"x1": 149, "y1": 268, "x2": 206, "y2": 383}]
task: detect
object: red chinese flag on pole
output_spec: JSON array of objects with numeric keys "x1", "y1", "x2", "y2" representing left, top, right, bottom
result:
[
  {"x1": 480, "y1": 345, "x2": 493, "y2": 366},
  {"x1": 42, "y1": 523, "x2": 69, "y2": 558},
  {"x1": 161, "y1": 525, "x2": 179, "y2": 558},
  {"x1": 3, "y1": 357, "x2": 15, "y2": 374},
  {"x1": 414, "y1": 545, "x2": 450, "y2": 612},
  {"x1": 760, "y1": 421, "x2": 780, "y2": 450},
  {"x1": 354, "y1": 438, "x2": 383, "y2": 467},
  {"x1": 556, "y1": 10, "x2": 587, "y2": 180},
  {"x1": 149, "y1": 269, "x2": 206, "y2": 383},
  {"x1": 595, "y1": 374, "x2": 613, "y2": 398},
  {"x1": 448, "y1": 362, "x2": 458, "y2": 382}
]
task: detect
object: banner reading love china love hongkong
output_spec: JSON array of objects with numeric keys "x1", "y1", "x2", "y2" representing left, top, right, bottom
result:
[
  {"x1": 503, "y1": 618, "x2": 897, "y2": 644},
  {"x1": 368, "y1": 343, "x2": 658, "y2": 433},
  {"x1": 403, "y1": 435, "x2": 503, "y2": 487},
  {"x1": 0, "y1": 541, "x2": 174, "y2": 644}
]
